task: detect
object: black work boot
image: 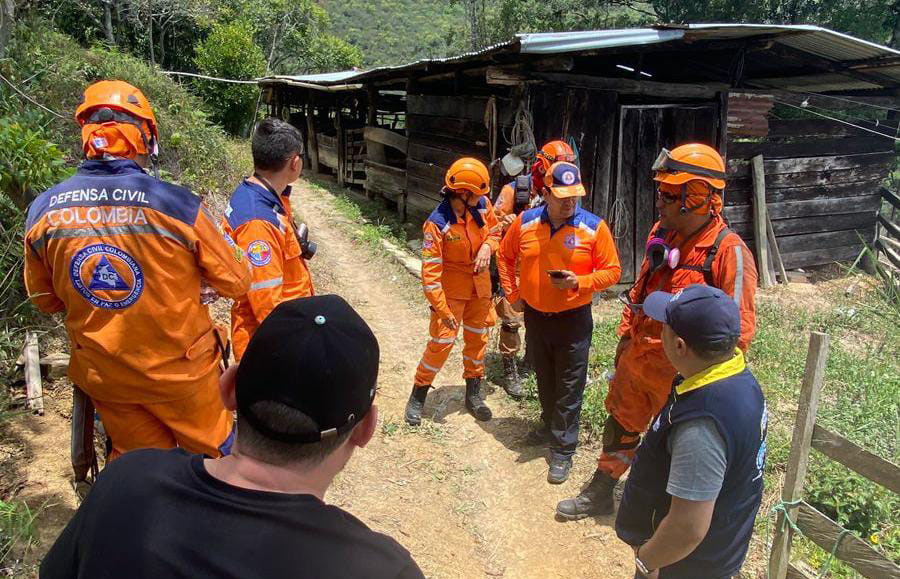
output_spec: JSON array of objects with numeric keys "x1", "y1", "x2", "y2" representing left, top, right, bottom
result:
[
  {"x1": 547, "y1": 454, "x2": 572, "y2": 484},
  {"x1": 404, "y1": 385, "x2": 429, "y2": 426},
  {"x1": 465, "y1": 378, "x2": 492, "y2": 421},
  {"x1": 501, "y1": 356, "x2": 524, "y2": 400},
  {"x1": 555, "y1": 470, "x2": 617, "y2": 520},
  {"x1": 520, "y1": 346, "x2": 534, "y2": 376}
]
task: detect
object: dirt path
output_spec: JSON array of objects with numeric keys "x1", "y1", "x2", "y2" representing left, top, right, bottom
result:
[{"x1": 296, "y1": 180, "x2": 633, "y2": 578}]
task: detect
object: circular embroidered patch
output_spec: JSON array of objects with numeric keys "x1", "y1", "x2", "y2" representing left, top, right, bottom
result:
[
  {"x1": 247, "y1": 240, "x2": 272, "y2": 266},
  {"x1": 564, "y1": 234, "x2": 577, "y2": 249},
  {"x1": 69, "y1": 243, "x2": 144, "y2": 309},
  {"x1": 561, "y1": 170, "x2": 577, "y2": 185}
]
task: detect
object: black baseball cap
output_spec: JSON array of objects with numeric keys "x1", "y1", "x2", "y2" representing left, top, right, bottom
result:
[
  {"x1": 642, "y1": 284, "x2": 741, "y2": 350},
  {"x1": 236, "y1": 295, "x2": 379, "y2": 444}
]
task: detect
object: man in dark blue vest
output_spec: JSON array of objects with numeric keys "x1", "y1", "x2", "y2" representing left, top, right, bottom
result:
[{"x1": 615, "y1": 284, "x2": 767, "y2": 579}]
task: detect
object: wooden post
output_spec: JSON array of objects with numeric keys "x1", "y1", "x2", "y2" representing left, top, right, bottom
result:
[
  {"x1": 24, "y1": 331, "x2": 44, "y2": 415},
  {"x1": 751, "y1": 154, "x2": 774, "y2": 288},
  {"x1": 769, "y1": 332, "x2": 830, "y2": 579},
  {"x1": 767, "y1": 213, "x2": 789, "y2": 284},
  {"x1": 335, "y1": 102, "x2": 346, "y2": 187},
  {"x1": 306, "y1": 104, "x2": 320, "y2": 174}
]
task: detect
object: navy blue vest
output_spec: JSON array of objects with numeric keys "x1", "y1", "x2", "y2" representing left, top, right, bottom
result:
[{"x1": 616, "y1": 366, "x2": 767, "y2": 579}]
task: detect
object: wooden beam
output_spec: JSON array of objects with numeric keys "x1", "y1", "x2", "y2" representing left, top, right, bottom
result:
[
  {"x1": 728, "y1": 152, "x2": 895, "y2": 178},
  {"x1": 879, "y1": 214, "x2": 900, "y2": 242},
  {"x1": 883, "y1": 187, "x2": 900, "y2": 212},
  {"x1": 24, "y1": 331, "x2": 43, "y2": 415},
  {"x1": 363, "y1": 126, "x2": 408, "y2": 153},
  {"x1": 766, "y1": 213, "x2": 788, "y2": 284},
  {"x1": 875, "y1": 238, "x2": 900, "y2": 270},
  {"x1": 751, "y1": 155, "x2": 774, "y2": 288},
  {"x1": 769, "y1": 332, "x2": 830, "y2": 579},
  {"x1": 306, "y1": 108, "x2": 319, "y2": 174},
  {"x1": 723, "y1": 194, "x2": 882, "y2": 224},
  {"x1": 796, "y1": 502, "x2": 900, "y2": 578},
  {"x1": 787, "y1": 563, "x2": 815, "y2": 579},
  {"x1": 532, "y1": 72, "x2": 727, "y2": 99},
  {"x1": 486, "y1": 66, "x2": 528, "y2": 86},
  {"x1": 811, "y1": 424, "x2": 900, "y2": 495}
]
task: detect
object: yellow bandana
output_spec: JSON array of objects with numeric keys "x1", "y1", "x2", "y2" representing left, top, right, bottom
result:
[{"x1": 676, "y1": 349, "x2": 746, "y2": 395}]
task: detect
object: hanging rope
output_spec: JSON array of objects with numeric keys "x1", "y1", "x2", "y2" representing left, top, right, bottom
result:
[
  {"x1": 764, "y1": 499, "x2": 859, "y2": 579},
  {"x1": 506, "y1": 96, "x2": 536, "y2": 166},
  {"x1": 483, "y1": 95, "x2": 498, "y2": 165}
]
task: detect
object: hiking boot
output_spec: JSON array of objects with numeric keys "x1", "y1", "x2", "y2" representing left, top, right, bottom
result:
[
  {"x1": 547, "y1": 455, "x2": 572, "y2": 484},
  {"x1": 465, "y1": 378, "x2": 492, "y2": 421},
  {"x1": 523, "y1": 422, "x2": 552, "y2": 446},
  {"x1": 519, "y1": 347, "x2": 534, "y2": 376},
  {"x1": 555, "y1": 470, "x2": 617, "y2": 519},
  {"x1": 501, "y1": 356, "x2": 524, "y2": 400},
  {"x1": 404, "y1": 385, "x2": 429, "y2": 426}
]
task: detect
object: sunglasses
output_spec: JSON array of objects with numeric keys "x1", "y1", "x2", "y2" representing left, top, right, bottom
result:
[{"x1": 656, "y1": 188, "x2": 680, "y2": 204}]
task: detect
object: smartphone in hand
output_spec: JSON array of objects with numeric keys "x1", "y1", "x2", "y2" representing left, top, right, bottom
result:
[{"x1": 547, "y1": 269, "x2": 567, "y2": 280}]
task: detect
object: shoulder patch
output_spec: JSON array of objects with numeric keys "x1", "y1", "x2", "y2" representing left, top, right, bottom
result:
[{"x1": 247, "y1": 240, "x2": 272, "y2": 266}]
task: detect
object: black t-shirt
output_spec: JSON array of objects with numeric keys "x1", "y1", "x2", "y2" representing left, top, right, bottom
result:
[{"x1": 40, "y1": 449, "x2": 424, "y2": 579}]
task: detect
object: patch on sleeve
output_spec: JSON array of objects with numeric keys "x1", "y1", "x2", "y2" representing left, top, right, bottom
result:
[
  {"x1": 246, "y1": 240, "x2": 272, "y2": 266},
  {"x1": 423, "y1": 232, "x2": 434, "y2": 249}
]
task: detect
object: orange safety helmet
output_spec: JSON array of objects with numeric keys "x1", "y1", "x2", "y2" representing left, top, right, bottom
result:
[
  {"x1": 652, "y1": 143, "x2": 725, "y2": 191},
  {"x1": 445, "y1": 157, "x2": 490, "y2": 197},
  {"x1": 535, "y1": 140, "x2": 576, "y2": 174},
  {"x1": 75, "y1": 80, "x2": 159, "y2": 160}
]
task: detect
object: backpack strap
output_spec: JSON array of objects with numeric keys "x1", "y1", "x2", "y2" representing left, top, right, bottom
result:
[
  {"x1": 513, "y1": 175, "x2": 531, "y2": 214},
  {"x1": 675, "y1": 227, "x2": 733, "y2": 286}
]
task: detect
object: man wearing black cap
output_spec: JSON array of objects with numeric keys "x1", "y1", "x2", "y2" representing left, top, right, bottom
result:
[
  {"x1": 614, "y1": 285, "x2": 767, "y2": 579},
  {"x1": 40, "y1": 295, "x2": 424, "y2": 579}
]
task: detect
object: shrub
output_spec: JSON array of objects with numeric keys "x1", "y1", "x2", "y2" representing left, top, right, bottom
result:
[
  {"x1": 0, "y1": 118, "x2": 73, "y2": 210},
  {"x1": 193, "y1": 21, "x2": 266, "y2": 136}
]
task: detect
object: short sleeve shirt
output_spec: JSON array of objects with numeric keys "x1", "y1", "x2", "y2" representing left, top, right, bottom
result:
[{"x1": 666, "y1": 417, "x2": 727, "y2": 502}]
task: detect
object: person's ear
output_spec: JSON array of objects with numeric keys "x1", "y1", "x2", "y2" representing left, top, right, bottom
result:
[
  {"x1": 674, "y1": 336, "x2": 689, "y2": 358},
  {"x1": 219, "y1": 364, "x2": 239, "y2": 411},
  {"x1": 350, "y1": 405, "x2": 378, "y2": 449}
]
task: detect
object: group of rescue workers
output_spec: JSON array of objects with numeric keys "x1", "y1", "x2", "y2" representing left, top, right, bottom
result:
[{"x1": 26, "y1": 80, "x2": 767, "y2": 579}]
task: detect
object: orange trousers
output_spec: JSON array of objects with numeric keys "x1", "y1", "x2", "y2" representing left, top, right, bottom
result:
[
  {"x1": 92, "y1": 370, "x2": 232, "y2": 461},
  {"x1": 596, "y1": 337, "x2": 674, "y2": 480},
  {"x1": 415, "y1": 296, "x2": 492, "y2": 385}
]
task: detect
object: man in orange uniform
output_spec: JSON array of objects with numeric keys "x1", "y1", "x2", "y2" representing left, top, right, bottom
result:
[
  {"x1": 224, "y1": 118, "x2": 315, "y2": 360},
  {"x1": 23, "y1": 81, "x2": 251, "y2": 464},
  {"x1": 405, "y1": 158, "x2": 501, "y2": 426},
  {"x1": 498, "y1": 161, "x2": 621, "y2": 483},
  {"x1": 557, "y1": 143, "x2": 758, "y2": 520},
  {"x1": 492, "y1": 140, "x2": 576, "y2": 398}
]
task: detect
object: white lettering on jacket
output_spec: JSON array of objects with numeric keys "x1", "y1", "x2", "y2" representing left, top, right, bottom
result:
[{"x1": 46, "y1": 207, "x2": 149, "y2": 227}]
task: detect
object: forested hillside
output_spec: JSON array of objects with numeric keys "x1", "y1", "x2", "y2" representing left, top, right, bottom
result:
[{"x1": 322, "y1": 0, "x2": 467, "y2": 67}]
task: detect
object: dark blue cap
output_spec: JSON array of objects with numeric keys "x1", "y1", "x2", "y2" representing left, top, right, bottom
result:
[{"x1": 642, "y1": 284, "x2": 741, "y2": 349}]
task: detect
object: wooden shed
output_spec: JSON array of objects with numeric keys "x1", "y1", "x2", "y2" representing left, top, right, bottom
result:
[{"x1": 259, "y1": 24, "x2": 899, "y2": 284}]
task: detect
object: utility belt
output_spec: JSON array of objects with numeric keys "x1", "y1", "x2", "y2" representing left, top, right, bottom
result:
[{"x1": 524, "y1": 302, "x2": 590, "y2": 319}]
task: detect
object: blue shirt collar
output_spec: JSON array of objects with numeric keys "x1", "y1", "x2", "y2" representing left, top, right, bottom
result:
[{"x1": 79, "y1": 159, "x2": 146, "y2": 176}]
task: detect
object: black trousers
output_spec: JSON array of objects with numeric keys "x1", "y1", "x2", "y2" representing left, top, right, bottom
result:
[{"x1": 524, "y1": 303, "x2": 593, "y2": 459}]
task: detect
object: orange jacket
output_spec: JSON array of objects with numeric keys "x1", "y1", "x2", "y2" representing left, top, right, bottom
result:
[
  {"x1": 618, "y1": 215, "x2": 758, "y2": 351},
  {"x1": 23, "y1": 159, "x2": 251, "y2": 404},
  {"x1": 421, "y1": 196, "x2": 500, "y2": 318},
  {"x1": 224, "y1": 179, "x2": 314, "y2": 359},
  {"x1": 498, "y1": 206, "x2": 621, "y2": 313},
  {"x1": 494, "y1": 178, "x2": 543, "y2": 220}
]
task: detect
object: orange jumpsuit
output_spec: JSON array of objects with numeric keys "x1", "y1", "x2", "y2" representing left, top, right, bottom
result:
[
  {"x1": 598, "y1": 215, "x2": 758, "y2": 479},
  {"x1": 492, "y1": 178, "x2": 543, "y2": 356},
  {"x1": 415, "y1": 196, "x2": 500, "y2": 385},
  {"x1": 23, "y1": 159, "x2": 251, "y2": 459},
  {"x1": 224, "y1": 179, "x2": 314, "y2": 360}
]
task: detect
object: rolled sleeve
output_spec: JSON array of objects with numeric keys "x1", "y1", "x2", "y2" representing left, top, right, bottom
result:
[{"x1": 666, "y1": 417, "x2": 727, "y2": 502}]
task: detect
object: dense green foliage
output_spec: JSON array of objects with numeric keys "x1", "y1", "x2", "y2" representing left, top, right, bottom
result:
[
  {"x1": 322, "y1": 0, "x2": 467, "y2": 67},
  {"x1": 194, "y1": 21, "x2": 266, "y2": 135}
]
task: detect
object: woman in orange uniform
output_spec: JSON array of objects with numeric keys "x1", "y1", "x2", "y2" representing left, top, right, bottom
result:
[{"x1": 405, "y1": 158, "x2": 500, "y2": 426}]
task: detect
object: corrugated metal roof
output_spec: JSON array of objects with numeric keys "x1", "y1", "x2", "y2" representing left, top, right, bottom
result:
[{"x1": 264, "y1": 24, "x2": 900, "y2": 93}]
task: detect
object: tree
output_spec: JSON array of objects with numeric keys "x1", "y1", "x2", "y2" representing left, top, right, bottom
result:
[
  {"x1": 0, "y1": 0, "x2": 15, "y2": 59},
  {"x1": 193, "y1": 20, "x2": 265, "y2": 135}
]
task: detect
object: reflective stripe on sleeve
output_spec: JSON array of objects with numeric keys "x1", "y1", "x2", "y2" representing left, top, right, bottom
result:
[
  {"x1": 732, "y1": 246, "x2": 743, "y2": 309},
  {"x1": 422, "y1": 257, "x2": 442, "y2": 264},
  {"x1": 250, "y1": 277, "x2": 283, "y2": 291},
  {"x1": 418, "y1": 359, "x2": 440, "y2": 372}
]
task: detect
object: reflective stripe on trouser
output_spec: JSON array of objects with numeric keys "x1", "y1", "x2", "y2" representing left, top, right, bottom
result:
[
  {"x1": 494, "y1": 295, "x2": 522, "y2": 356},
  {"x1": 415, "y1": 296, "x2": 492, "y2": 385},
  {"x1": 91, "y1": 369, "x2": 232, "y2": 461},
  {"x1": 523, "y1": 303, "x2": 593, "y2": 459},
  {"x1": 597, "y1": 337, "x2": 675, "y2": 479}
]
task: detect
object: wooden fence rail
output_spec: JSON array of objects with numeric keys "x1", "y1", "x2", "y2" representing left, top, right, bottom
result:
[
  {"x1": 768, "y1": 332, "x2": 900, "y2": 579},
  {"x1": 874, "y1": 187, "x2": 900, "y2": 272}
]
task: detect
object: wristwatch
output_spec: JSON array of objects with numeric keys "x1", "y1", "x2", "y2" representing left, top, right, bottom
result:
[{"x1": 635, "y1": 545, "x2": 656, "y2": 576}]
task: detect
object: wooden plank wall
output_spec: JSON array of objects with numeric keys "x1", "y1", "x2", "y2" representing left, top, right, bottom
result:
[
  {"x1": 404, "y1": 94, "x2": 514, "y2": 222},
  {"x1": 723, "y1": 116, "x2": 896, "y2": 270}
]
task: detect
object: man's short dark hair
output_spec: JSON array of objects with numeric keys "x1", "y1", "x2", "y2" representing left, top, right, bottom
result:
[
  {"x1": 689, "y1": 335, "x2": 740, "y2": 362},
  {"x1": 252, "y1": 118, "x2": 305, "y2": 172},
  {"x1": 236, "y1": 401, "x2": 353, "y2": 466}
]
